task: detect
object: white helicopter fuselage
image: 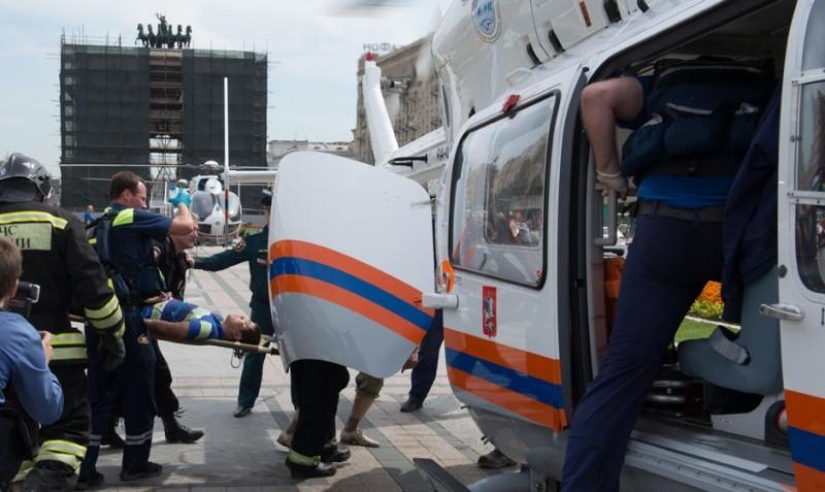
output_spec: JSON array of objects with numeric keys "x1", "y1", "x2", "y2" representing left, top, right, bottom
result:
[
  {"x1": 265, "y1": 0, "x2": 825, "y2": 490},
  {"x1": 187, "y1": 174, "x2": 243, "y2": 244}
]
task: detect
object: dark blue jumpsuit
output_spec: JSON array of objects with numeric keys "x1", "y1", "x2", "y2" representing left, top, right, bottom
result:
[
  {"x1": 81, "y1": 204, "x2": 172, "y2": 479},
  {"x1": 194, "y1": 226, "x2": 274, "y2": 410},
  {"x1": 561, "y1": 75, "x2": 776, "y2": 490}
]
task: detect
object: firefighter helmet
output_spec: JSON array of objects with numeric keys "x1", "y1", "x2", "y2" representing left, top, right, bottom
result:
[{"x1": 0, "y1": 153, "x2": 54, "y2": 200}]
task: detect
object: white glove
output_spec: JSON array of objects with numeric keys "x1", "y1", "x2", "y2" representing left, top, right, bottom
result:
[{"x1": 596, "y1": 170, "x2": 628, "y2": 196}]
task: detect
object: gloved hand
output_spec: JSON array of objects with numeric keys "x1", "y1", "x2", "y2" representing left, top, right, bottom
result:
[
  {"x1": 596, "y1": 170, "x2": 628, "y2": 196},
  {"x1": 98, "y1": 334, "x2": 126, "y2": 371},
  {"x1": 168, "y1": 189, "x2": 191, "y2": 208}
]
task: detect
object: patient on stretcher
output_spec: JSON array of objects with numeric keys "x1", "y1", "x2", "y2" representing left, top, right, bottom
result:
[{"x1": 142, "y1": 298, "x2": 261, "y2": 345}]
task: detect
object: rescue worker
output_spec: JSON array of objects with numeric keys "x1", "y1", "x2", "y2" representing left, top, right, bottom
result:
[
  {"x1": 79, "y1": 171, "x2": 194, "y2": 487},
  {"x1": 150, "y1": 219, "x2": 203, "y2": 443},
  {"x1": 100, "y1": 222, "x2": 205, "y2": 449},
  {"x1": 193, "y1": 191, "x2": 274, "y2": 418},
  {"x1": 0, "y1": 153, "x2": 126, "y2": 492},
  {"x1": 0, "y1": 237, "x2": 64, "y2": 492},
  {"x1": 561, "y1": 61, "x2": 774, "y2": 491}
]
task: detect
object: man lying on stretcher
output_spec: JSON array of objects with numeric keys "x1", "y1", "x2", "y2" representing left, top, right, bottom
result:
[{"x1": 142, "y1": 297, "x2": 261, "y2": 345}]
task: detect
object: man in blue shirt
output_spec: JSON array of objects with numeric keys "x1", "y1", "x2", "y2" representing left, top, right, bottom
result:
[
  {"x1": 0, "y1": 237, "x2": 64, "y2": 491},
  {"x1": 80, "y1": 171, "x2": 195, "y2": 488}
]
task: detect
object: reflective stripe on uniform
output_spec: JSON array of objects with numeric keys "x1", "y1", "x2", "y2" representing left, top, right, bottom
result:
[
  {"x1": 51, "y1": 346, "x2": 88, "y2": 362},
  {"x1": 51, "y1": 332, "x2": 88, "y2": 362},
  {"x1": 112, "y1": 209, "x2": 135, "y2": 227},
  {"x1": 0, "y1": 211, "x2": 68, "y2": 230},
  {"x1": 51, "y1": 332, "x2": 86, "y2": 347},
  {"x1": 287, "y1": 449, "x2": 319, "y2": 466},
  {"x1": 35, "y1": 439, "x2": 87, "y2": 472},
  {"x1": 88, "y1": 433, "x2": 101, "y2": 447},
  {"x1": 125, "y1": 429, "x2": 153, "y2": 446},
  {"x1": 84, "y1": 295, "x2": 124, "y2": 334}
]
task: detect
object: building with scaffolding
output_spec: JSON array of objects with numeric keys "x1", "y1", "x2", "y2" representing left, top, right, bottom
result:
[{"x1": 59, "y1": 36, "x2": 267, "y2": 210}]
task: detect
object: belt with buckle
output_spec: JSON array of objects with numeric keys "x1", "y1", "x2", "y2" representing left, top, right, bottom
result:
[{"x1": 636, "y1": 200, "x2": 725, "y2": 222}]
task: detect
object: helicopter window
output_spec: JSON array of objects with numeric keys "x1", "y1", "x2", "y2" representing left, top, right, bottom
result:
[
  {"x1": 450, "y1": 95, "x2": 556, "y2": 287},
  {"x1": 794, "y1": 81, "x2": 825, "y2": 293},
  {"x1": 190, "y1": 193, "x2": 216, "y2": 219}
]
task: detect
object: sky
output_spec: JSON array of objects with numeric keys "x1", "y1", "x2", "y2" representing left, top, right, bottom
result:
[{"x1": 0, "y1": 0, "x2": 449, "y2": 177}]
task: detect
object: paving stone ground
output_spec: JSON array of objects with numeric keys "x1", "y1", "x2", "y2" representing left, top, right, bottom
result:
[{"x1": 95, "y1": 246, "x2": 512, "y2": 491}]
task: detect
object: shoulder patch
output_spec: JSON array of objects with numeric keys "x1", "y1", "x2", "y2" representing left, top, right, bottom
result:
[{"x1": 233, "y1": 238, "x2": 246, "y2": 253}]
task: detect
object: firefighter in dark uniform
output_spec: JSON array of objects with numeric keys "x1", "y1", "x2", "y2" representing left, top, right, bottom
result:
[
  {"x1": 0, "y1": 153, "x2": 126, "y2": 492},
  {"x1": 79, "y1": 171, "x2": 195, "y2": 487},
  {"x1": 150, "y1": 227, "x2": 204, "y2": 443},
  {"x1": 194, "y1": 192, "x2": 274, "y2": 417},
  {"x1": 99, "y1": 226, "x2": 204, "y2": 449}
]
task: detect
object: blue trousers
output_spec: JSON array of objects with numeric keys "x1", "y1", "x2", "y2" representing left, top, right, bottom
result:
[
  {"x1": 561, "y1": 214, "x2": 723, "y2": 492},
  {"x1": 237, "y1": 302, "x2": 274, "y2": 409},
  {"x1": 81, "y1": 307, "x2": 157, "y2": 479},
  {"x1": 408, "y1": 309, "x2": 444, "y2": 405}
]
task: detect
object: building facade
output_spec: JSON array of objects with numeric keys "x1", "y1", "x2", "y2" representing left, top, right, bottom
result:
[
  {"x1": 267, "y1": 140, "x2": 355, "y2": 168},
  {"x1": 352, "y1": 35, "x2": 442, "y2": 165},
  {"x1": 59, "y1": 38, "x2": 267, "y2": 209}
]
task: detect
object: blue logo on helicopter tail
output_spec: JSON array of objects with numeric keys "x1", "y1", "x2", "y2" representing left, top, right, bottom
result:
[{"x1": 472, "y1": 0, "x2": 500, "y2": 43}]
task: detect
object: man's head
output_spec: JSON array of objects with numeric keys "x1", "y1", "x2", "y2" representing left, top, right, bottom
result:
[
  {"x1": 261, "y1": 191, "x2": 272, "y2": 222},
  {"x1": 0, "y1": 236, "x2": 22, "y2": 301},
  {"x1": 222, "y1": 314, "x2": 261, "y2": 344},
  {"x1": 170, "y1": 222, "x2": 198, "y2": 251},
  {"x1": 86, "y1": 204, "x2": 94, "y2": 212},
  {"x1": 110, "y1": 171, "x2": 147, "y2": 209},
  {"x1": 0, "y1": 153, "x2": 54, "y2": 203}
]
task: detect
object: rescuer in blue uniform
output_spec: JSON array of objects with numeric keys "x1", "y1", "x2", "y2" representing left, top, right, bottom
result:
[
  {"x1": 561, "y1": 61, "x2": 775, "y2": 491},
  {"x1": 194, "y1": 192, "x2": 274, "y2": 418},
  {"x1": 0, "y1": 237, "x2": 64, "y2": 492},
  {"x1": 79, "y1": 171, "x2": 195, "y2": 487}
]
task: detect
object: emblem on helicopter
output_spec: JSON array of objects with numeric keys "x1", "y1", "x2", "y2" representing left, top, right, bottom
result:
[
  {"x1": 471, "y1": 0, "x2": 501, "y2": 43},
  {"x1": 482, "y1": 286, "x2": 497, "y2": 338}
]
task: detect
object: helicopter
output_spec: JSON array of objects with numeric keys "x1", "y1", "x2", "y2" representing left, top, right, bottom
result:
[
  {"x1": 183, "y1": 161, "x2": 243, "y2": 245},
  {"x1": 221, "y1": 0, "x2": 825, "y2": 490}
]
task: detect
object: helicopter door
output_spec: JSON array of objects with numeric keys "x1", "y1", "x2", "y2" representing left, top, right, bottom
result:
[
  {"x1": 441, "y1": 87, "x2": 566, "y2": 431},
  {"x1": 774, "y1": 0, "x2": 825, "y2": 487},
  {"x1": 269, "y1": 151, "x2": 435, "y2": 378}
]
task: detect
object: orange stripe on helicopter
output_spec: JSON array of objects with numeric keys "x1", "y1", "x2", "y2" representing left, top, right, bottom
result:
[
  {"x1": 271, "y1": 274, "x2": 424, "y2": 344},
  {"x1": 444, "y1": 328, "x2": 562, "y2": 385},
  {"x1": 785, "y1": 390, "x2": 825, "y2": 437},
  {"x1": 447, "y1": 366, "x2": 567, "y2": 431},
  {"x1": 271, "y1": 239, "x2": 431, "y2": 317},
  {"x1": 793, "y1": 462, "x2": 824, "y2": 492}
]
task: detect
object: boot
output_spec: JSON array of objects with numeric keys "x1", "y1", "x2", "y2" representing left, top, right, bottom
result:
[
  {"x1": 162, "y1": 415, "x2": 204, "y2": 444},
  {"x1": 100, "y1": 428, "x2": 125, "y2": 449}
]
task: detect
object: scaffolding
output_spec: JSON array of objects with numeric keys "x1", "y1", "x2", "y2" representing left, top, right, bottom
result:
[{"x1": 59, "y1": 38, "x2": 267, "y2": 210}]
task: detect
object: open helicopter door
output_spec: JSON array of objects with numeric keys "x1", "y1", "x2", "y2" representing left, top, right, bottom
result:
[
  {"x1": 269, "y1": 151, "x2": 436, "y2": 378},
  {"x1": 436, "y1": 79, "x2": 572, "y2": 443},
  {"x1": 773, "y1": 0, "x2": 825, "y2": 488}
]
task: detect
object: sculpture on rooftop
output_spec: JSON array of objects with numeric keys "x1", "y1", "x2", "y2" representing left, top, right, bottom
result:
[{"x1": 135, "y1": 14, "x2": 191, "y2": 49}]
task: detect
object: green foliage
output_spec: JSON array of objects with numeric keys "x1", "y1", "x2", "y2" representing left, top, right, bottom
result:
[{"x1": 688, "y1": 299, "x2": 723, "y2": 321}]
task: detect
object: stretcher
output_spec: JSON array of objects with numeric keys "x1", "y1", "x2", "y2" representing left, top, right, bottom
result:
[{"x1": 69, "y1": 315, "x2": 279, "y2": 357}]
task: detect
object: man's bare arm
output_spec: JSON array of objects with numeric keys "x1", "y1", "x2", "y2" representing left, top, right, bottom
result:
[{"x1": 580, "y1": 77, "x2": 644, "y2": 175}]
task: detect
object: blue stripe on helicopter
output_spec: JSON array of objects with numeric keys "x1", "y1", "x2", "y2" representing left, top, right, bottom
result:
[
  {"x1": 445, "y1": 347, "x2": 564, "y2": 409},
  {"x1": 271, "y1": 257, "x2": 432, "y2": 332},
  {"x1": 789, "y1": 426, "x2": 825, "y2": 473}
]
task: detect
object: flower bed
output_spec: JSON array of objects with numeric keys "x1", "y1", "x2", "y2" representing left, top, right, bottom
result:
[{"x1": 689, "y1": 281, "x2": 724, "y2": 320}]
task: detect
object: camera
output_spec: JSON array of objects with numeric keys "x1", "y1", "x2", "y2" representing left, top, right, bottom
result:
[{"x1": 8, "y1": 281, "x2": 40, "y2": 318}]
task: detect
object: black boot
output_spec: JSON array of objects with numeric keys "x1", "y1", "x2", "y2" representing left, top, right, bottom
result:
[
  {"x1": 285, "y1": 458, "x2": 336, "y2": 479},
  {"x1": 101, "y1": 428, "x2": 125, "y2": 449},
  {"x1": 162, "y1": 415, "x2": 204, "y2": 444}
]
